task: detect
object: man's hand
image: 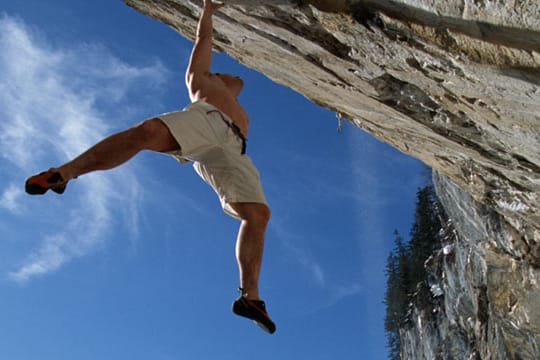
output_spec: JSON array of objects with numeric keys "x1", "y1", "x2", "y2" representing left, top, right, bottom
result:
[{"x1": 204, "y1": 0, "x2": 224, "y2": 13}]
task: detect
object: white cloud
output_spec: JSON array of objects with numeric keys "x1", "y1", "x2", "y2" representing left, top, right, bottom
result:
[
  {"x1": 9, "y1": 234, "x2": 68, "y2": 282},
  {"x1": 0, "y1": 15, "x2": 169, "y2": 283},
  {"x1": 331, "y1": 282, "x2": 363, "y2": 302},
  {"x1": 270, "y1": 218, "x2": 327, "y2": 287},
  {"x1": 0, "y1": 183, "x2": 24, "y2": 213}
]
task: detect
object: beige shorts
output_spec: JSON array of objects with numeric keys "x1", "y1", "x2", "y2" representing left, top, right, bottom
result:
[{"x1": 158, "y1": 101, "x2": 267, "y2": 218}]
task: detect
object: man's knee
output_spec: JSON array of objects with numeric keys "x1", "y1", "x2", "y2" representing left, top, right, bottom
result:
[
  {"x1": 135, "y1": 118, "x2": 180, "y2": 152},
  {"x1": 253, "y1": 204, "x2": 271, "y2": 224},
  {"x1": 232, "y1": 203, "x2": 271, "y2": 224}
]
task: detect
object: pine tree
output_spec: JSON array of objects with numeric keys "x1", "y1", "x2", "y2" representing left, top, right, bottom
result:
[
  {"x1": 394, "y1": 230, "x2": 413, "y2": 317},
  {"x1": 407, "y1": 187, "x2": 436, "y2": 277},
  {"x1": 384, "y1": 231, "x2": 408, "y2": 359},
  {"x1": 384, "y1": 250, "x2": 400, "y2": 360},
  {"x1": 384, "y1": 184, "x2": 446, "y2": 359}
]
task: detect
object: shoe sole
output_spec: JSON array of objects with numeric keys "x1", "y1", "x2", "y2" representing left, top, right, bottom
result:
[
  {"x1": 25, "y1": 171, "x2": 67, "y2": 195},
  {"x1": 25, "y1": 183, "x2": 49, "y2": 195},
  {"x1": 232, "y1": 298, "x2": 276, "y2": 334},
  {"x1": 25, "y1": 183, "x2": 66, "y2": 195}
]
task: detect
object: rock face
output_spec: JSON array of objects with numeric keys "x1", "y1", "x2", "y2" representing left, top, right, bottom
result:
[
  {"x1": 124, "y1": 0, "x2": 540, "y2": 357},
  {"x1": 400, "y1": 172, "x2": 540, "y2": 359}
]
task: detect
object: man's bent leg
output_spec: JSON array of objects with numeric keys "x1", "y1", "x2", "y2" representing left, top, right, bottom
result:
[
  {"x1": 58, "y1": 118, "x2": 179, "y2": 181},
  {"x1": 229, "y1": 202, "x2": 271, "y2": 300}
]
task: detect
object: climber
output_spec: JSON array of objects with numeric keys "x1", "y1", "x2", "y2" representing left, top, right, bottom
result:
[{"x1": 24, "y1": 0, "x2": 276, "y2": 334}]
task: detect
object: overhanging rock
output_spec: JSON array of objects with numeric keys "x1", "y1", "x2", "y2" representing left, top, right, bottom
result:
[{"x1": 124, "y1": 0, "x2": 539, "y2": 245}]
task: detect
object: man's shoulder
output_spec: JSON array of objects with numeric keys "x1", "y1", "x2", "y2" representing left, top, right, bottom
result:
[{"x1": 188, "y1": 72, "x2": 225, "y2": 91}]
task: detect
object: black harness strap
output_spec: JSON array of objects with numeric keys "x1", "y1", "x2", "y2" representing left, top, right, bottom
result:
[{"x1": 206, "y1": 110, "x2": 247, "y2": 155}]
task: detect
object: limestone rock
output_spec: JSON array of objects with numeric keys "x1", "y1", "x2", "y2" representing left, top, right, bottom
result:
[
  {"x1": 124, "y1": 0, "x2": 540, "y2": 357},
  {"x1": 402, "y1": 172, "x2": 540, "y2": 360},
  {"x1": 124, "y1": 0, "x2": 539, "y2": 236}
]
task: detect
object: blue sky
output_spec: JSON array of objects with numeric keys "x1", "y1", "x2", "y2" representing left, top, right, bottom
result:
[{"x1": 0, "y1": 1, "x2": 426, "y2": 359}]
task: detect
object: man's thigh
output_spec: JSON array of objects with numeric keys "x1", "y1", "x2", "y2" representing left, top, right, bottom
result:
[{"x1": 138, "y1": 118, "x2": 181, "y2": 153}]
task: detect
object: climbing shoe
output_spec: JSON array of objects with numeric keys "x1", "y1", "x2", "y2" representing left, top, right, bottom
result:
[
  {"x1": 25, "y1": 169, "x2": 68, "y2": 195},
  {"x1": 232, "y1": 294, "x2": 276, "y2": 334}
]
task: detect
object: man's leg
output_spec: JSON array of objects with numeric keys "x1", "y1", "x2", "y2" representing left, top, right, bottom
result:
[
  {"x1": 229, "y1": 202, "x2": 276, "y2": 333},
  {"x1": 229, "y1": 202, "x2": 271, "y2": 300},
  {"x1": 58, "y1": 118, "x2": 179, "y2": 181},
  {"x1": 25, "y1": 118, "x2": 179, "y2": 195}
]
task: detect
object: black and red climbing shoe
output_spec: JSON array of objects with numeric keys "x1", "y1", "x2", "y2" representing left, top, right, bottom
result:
[
  {"x1": 232, "y1": 290, "x2": 276, "y2": 334},
  {"x1": 25, "y1": 169, "x2": 68, "y2": 195}
]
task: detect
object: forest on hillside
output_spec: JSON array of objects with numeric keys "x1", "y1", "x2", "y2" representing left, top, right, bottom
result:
[{"x1": 384, "y1": 184, "x2": 449, "y2": 359}]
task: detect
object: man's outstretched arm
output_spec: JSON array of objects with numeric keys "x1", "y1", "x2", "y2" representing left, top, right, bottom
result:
[{"x1": 185, "y1": 0, "x2": 223, "y2": 95}]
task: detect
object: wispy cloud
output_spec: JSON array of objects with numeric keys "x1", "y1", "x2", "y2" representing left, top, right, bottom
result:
[
  {"x1": 272, "y1": 213, "x2": 365, "y2": 313},
  {"x1": 0, "y1": 15, "x2": 169, "y2": 283},
  {"x1": 270, "y1": 217, "x2": 327, "y2": 287},
  {"x1": 0, "y1": 183, "x2": 24, "y2": 213}
]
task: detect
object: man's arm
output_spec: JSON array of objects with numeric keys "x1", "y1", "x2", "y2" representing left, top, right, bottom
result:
[{"x1": 185, "y1": 1, "x2": 223, "y2": 94}]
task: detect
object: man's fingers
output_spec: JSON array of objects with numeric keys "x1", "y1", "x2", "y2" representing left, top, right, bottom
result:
[{"x1": 205, "y1": 0, "x2": 225, "y2": 10}]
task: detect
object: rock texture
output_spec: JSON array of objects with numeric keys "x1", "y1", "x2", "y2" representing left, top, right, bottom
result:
[
  {"x1": 400, "y1": 172, "x2": 540, "y2": 359},
  {"x1": 124, "y1": 0, "x2": 540, "y2": 357}
]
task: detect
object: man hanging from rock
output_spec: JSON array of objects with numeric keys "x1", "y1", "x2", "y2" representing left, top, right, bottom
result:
[{"x1": 24, "y1": 0, "x2": 276, "y2": 334}]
